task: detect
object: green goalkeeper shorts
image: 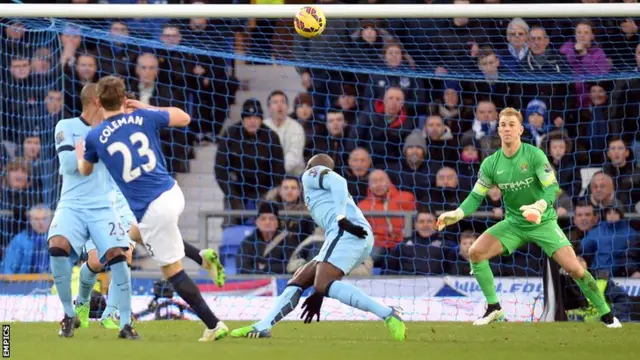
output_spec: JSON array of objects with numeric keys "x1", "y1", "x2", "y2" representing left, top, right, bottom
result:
[{"x1": 485, "y1": 219, "x2": 572, "y2": 257}]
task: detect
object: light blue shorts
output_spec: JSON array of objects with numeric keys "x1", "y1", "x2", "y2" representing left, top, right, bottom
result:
[
  {"x1": 48, "y1": 206, "x2": 130, "y2": 263},
  {"x1": 313, "y1": 228, "x2": 374, "y2": 275},
  {"x1": 85, "y1": 203, "x2": 136, "y2": 255}
]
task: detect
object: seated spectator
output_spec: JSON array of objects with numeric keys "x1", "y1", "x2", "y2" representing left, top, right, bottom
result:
[
  {"x1": 421, "y1": 114, "x2": 458, "y2": 168},
  {"x1": 264, "y1": 176, "x2": 315, "y2": 243},
  {"x1": 388, "y1": 130, "x2": 431, "y2": 201},
  {"x1": 130, "y1": 52, "x2": 192, "y2": 173},
  {"x1": 2, "y1": 205, "x2": 51, "y2": 274},
  {"x1": 560, "y1": 20, "x2": 612, "y2": 108},
  {"x1": 342, "y1": 147, "x2": 372, "y2": 204},
  {"x1": 97, "y1": 20, "x2": 138, "y2": 78},
  {"x1": 428, "y1": 85, "x2": 472, "y2": 139},
  {"x1": 581, "y1": 206, "x2": 640, "y2": 277},
  {"x1": 384, "y1": 208, "x2": 453, "y2": 275},
  {"x1": 446, "y1": 230, "x2": 477, "y2": 275},
  {"x1": 567, "y1": 200, "x2": 600, "y2": 252},
  {"x1": 358, "y1": 170, "x2": 415, "y2": 261},
  {"x1": 584, "y1": 172, "x2": 629, "y2": 213},
  {"x1": 457, "y1": 137, "x2": 481, "y2": 191},
  {"x1": 426, "y1": 166, "x2": 465, "y2": 211},
  {"x1": 334, "y1": 84, "x2": 358, "y2": 126},
  {"x1": 461, "y1": 47, "x2": 519, "y2": 111},
  {"x1": 525, "y1": 26, "x2": 567, "y2": 74},
  {"x1": 236, "y1": 203, "x2": 295, "y2": 275},
  {"x1": 1, "y1": 160, "x2": 42, "y2": 239},
  {"x1": 523, "y1": 99, "x2": 553, "y2": 147},
  {"x1": 30, "y1": 47, "x2": 53, "y2": 77},
  {"x1": 496, "y1": 18, "x2": 530, "y2": 74},
  {"x1": 310, "y1": 109, "x2": 349, "y2": 172},
  {"x1": 64, "y1": 52, "x2": 98, "y2": 117},
  {"x1": 602, "y1": 137, "x2": 640, "y2": 209},
  {"x1": 461, "y1": 100, "x2": 500, "y2": 159},
  {"x1": 264, "y1": 90, "x2": 306, "y2": 176},
  {"x1": 543, "y1": 131, "x2": 581, "y2": 198},
  {"x1": 292, "y1": 93, "x2": 324, "y2": 161},
  {"x1": 215, "y1": 99, "x2": 285, "y2": 213},
  {"x1": 349, "y1": 87, "x2": 416, "y2": 167}
]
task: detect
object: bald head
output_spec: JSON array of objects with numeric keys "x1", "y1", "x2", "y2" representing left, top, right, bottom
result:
[
  {"x1": 369, "y1": 169, "x2": 391, "y2": 197},
  {"x1": 306, "y1": 154, "x2": 334, "y2": 171},
  {"x1": 80, "y1": 83, "x2": 98, "y2": 109}
]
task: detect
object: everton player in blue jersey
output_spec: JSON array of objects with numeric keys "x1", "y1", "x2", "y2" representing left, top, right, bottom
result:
[
  {"x1": 78, "y1": 92, "x2": 225, "y2": 331},
  {"x1": 78, "y1": 76, "x2": 228, "y2": 342},
  {"x1": 48, "y1": 83, "x2": 136, "y2": 339},
  {"x1": 230, "y1": 154, "x2": 406, "y2": 341}
]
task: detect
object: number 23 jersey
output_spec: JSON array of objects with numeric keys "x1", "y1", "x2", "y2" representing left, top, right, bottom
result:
[{"x1": 84, "y1": 108, "x2": 175, "y2": 222}]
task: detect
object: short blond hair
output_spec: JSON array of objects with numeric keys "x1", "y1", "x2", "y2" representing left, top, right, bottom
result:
[{"x1": 499, "y1": 107, "x2": 523, "y2": 123}]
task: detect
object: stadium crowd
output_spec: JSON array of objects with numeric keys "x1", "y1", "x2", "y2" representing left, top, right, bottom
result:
[{"x1": 0, "y1": 0, "x2": 639, "y2": 283}]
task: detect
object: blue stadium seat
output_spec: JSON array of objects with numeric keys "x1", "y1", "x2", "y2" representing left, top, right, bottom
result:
[{"x1": 219, "y1": 225, "x2": 256, "y2": 275}]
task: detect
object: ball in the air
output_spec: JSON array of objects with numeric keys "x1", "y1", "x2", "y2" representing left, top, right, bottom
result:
[{"x1": 294, "y1": 6, "x2": 326, "y2": 38}]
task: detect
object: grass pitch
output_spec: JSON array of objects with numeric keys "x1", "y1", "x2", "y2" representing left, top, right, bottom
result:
[{"x1": 8, "y1": 321, "x2": 640, "y2": 360}]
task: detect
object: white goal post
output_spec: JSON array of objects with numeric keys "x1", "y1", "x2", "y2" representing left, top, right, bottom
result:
[{"x1": 1, "y1": 3, "x2": 640, "y2": 19}]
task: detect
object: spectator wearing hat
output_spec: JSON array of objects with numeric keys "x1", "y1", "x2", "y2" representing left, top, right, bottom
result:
[
  {"x1": 264, "y1": 90, "x2": 306, "y2": 176},
  {"x1": 581, "y1": 206, "x2": 640, "y2": 277},
  {"x1": 523, "y1": 99, "x2": 552, "y2": 147},
  {"x1": 388, "y1": 130, "x2": 432, "y2": 202},
  {"x1": 236, "y1": 202, "x2": 296, "y2": 275},
  {"x1": 457, "y1": 136, "x2": 481, "y2": 192},
  {"x1": 215, "y1": 98, "x2": 285, "y2": 214}
]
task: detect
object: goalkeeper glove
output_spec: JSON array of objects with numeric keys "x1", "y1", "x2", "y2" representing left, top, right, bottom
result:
[
  {"x1": 436, "y1": 208, "x2": 464, "y2": 231},
  {"x1": 519, "y1": 200, "x2": 547, "y2": 224},
  {"x1": 337, "y1": 216, "x2": 368, "y2": 239}
]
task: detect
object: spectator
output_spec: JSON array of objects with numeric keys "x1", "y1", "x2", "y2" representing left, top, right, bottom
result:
[
  {"x1": 264, "y1": 176, "x2": 315, "y2": 243},
  {"x1": 357, "y1": 169, "x2": 416, "y2": 261},
  {"x1": 447, "y1": 230, "x2": 477, "y2": 275},
  {"x1": 525, "y1": 26, "x2": 566, "y2": 74},
  {"x1": 292, "y1": 92, "x2": 324, "y2": 160},
  {"x1": 522, "y1": 99, "x2": 553, "y2": 147},
  {"x1": 461, "y1": 100, "x2": 501, "y2": 159},
  {"x1": 97, "y1": 20, "x2": 138, "y2": 78},
  {"x1": 567, "y1": 200, "x2": 600, "y2": 251},
  {"x1": 349, "y1": 87, "x2": 416, "y2": 167},
  {"x1": 1, "y1": 161, "x2": 42, "y2": 239},
  {"x1": 560, "y1": 20, "x2": 612, "y2": 108},
  {"x1": 543, "y1": 130, "x2": 581, "y2": 198},
  {"x1": 602, "y1": 137, "x2": 640, "y2": 208},
  {"x1": 30, "y1": 47, "x2": 53, "y2": 76},
  {"x1": 586, "y1": 172, "x2": 629, "y2": 213},
  {"x1": 236, "y1": 203, "x2": 295, "y2": 275},
  {"x1": 422, "y1": 114, "x2": 458, "y2": 167},
  {"x1": 581, "y1": 206, "x2": 640, "y2": 277},
  {"x1": 457, "y1": 137, "x2": 481, "y2": 191},
  {"x1": 64, "y1": 52, "x2": 98, "y2": 117},
  {"x1": 427, "y1": 166, "x2": 465, "y2": 211},
  {"x1": 429, "y1": 85, "x2": 471, "y2": 139},
  {"x1": 496, "y1": 18, "x2": 530, "y2": 74},
  {"x1": 388, "y1": 130, "x2": 431, "y2": 202},
  {"x1": 264, "y1": 90, "x2": 306, "y2": 176},
  {"x1": 384, "y1": 208, "x2": 453, "y2": 275},
  {"x1": 342, "y1": 147, "x2": 372, "y2": 204},
  {"x1": 310, "y1": 109, "x2": 349, "y2": 172},
  {"x1": 611, "y1": 43, "x2": 640, "y2": 139},
  {"x1": 334, "y1": 84, "x2": 358, "y2": 126},
  {"x1": 2, "y1": 205, "x2": 51, "y2": 274},
  {"x1": 2, "y1": 56, "x2": 35, "y2": 142},
  {"x1": 130, "y1": 52, "x2": 192, "y2": 173},
  {"x1": 215, "y1": 98, "x2": 285, "y2": 213},
  {"x1": 58, "y1": 25, "x2": 83, "y2": 70}
]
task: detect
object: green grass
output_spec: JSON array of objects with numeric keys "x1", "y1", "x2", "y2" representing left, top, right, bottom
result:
[{"x1": 7, "y1": 321, "x2": 640, "y2": 360}]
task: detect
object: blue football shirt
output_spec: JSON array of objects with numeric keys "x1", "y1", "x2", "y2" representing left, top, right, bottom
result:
[
  {"x1": 54, "y1": 117, "x2": 115, "y2": 209},
  {"x1": 84, "y1": 109, "x2": 175, "y2": 221},
  {"x1": 301, "y1": 165, "x2": 370, "y2": 237}
]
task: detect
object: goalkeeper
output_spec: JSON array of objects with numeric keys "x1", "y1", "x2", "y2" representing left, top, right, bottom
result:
[{"x1": 437, "y1": 107, "x2": 621, "y2": 328}]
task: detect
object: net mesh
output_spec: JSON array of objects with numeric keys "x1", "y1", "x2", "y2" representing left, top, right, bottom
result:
[{"x1": 1, "y1": 9, "x2": 640, "y2": 322}]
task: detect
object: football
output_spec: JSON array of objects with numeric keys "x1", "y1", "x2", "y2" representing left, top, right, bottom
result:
[{"x1": 294, "y1": 6, "x2": 326, "y2": 38}]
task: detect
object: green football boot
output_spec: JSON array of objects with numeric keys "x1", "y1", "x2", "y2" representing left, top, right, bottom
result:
[
  {"x1": 199, "y1": 249, "x2": 226, "y2": 287},
  {"x1": 230, "y1": 325, "x2": 271, "y2": 339},
  {"x1": 384, "y1": 307, "x2": 406, "y2": 341},
  {"x1": 75, "y1": 302, "x2": 90, "y2": 329}
]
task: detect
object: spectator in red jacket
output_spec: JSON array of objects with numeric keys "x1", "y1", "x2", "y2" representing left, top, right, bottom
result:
[{"x1": 358, "y1": 169, "x2": 416, "y2": 262}]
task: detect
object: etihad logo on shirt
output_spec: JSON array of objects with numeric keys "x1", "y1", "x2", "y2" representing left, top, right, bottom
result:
[{"x1": 497, "y1": 177, "x2": 534, "y2": 192}]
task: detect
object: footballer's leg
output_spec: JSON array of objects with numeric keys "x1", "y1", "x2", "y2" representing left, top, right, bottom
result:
[
  {"x1": 231, "y1": 260, "x2": 317, "y2": 338},
  {"x1": 75, "y1": 244, "x2": 104, "y2": 329},
  {"x1": 314, "y1": 233, "x2": 405, "y2": 341},
  {"x1": 48, "y1": 208, "x2": 86, "y2": 337},
  {"x1": 469, "y1": 221, "x2": 522, "y2": 325},
  {"x1": 100, "y1": 243, "x2": 136, "y2": 330},
  {"x1": 536, "y1": 222, "x2": 622, "y2": 328}
]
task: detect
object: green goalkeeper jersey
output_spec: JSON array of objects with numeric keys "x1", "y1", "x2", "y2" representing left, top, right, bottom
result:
[{"x1": 460, "y1": 142, "x2": 560, "y2": 228}]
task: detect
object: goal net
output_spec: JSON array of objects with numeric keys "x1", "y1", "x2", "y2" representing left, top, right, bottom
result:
[{"x1": 1, "y1": 3, "x2": 639, "y2": 323}]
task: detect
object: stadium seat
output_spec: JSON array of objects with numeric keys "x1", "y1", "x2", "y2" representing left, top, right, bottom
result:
[{"x1": 219, "y1": 225, "x2": 256, "y2": 275}]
